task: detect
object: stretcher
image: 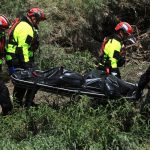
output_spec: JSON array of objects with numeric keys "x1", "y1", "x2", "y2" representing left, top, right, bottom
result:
[{"x1": 11, "y1": 67, "x2": 137, "y2": 100}]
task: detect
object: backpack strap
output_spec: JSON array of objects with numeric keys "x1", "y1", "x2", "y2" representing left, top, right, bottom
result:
[
  {"x1": 0, "y1": 33, "x2": 5, "y2": 59},
  {"x1": 7, "y1": 18, "x2": 20, "y2": 45}
]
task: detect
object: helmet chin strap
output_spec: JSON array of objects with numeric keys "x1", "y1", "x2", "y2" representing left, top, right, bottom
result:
[
  {"x1": 120, "y1": 30, "x2": 130, "y2": 42},
  {"x1": 27, "y1": 16, "x2": 33, "y2": 24},
  {"x1": 117, "y1": 31, "x2": 124, "y2": 41},
  {"x1": 27, "y1": 16, "x2": 38, "y2": 27}
]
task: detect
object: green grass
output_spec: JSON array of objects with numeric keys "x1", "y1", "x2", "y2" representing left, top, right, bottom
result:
[
  {"x1": 0, "y1": 0, "x2": 150, "y2": 149},
  {"x1": 1, "y1": 97, "x2": 150, "y2": 149}
]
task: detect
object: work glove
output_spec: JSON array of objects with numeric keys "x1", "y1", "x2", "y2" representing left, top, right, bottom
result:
[
  {"x1": 27, "y1": 68, "x2": 39, "y2": 77},
  {"x1": 8, "y1": 67, "x2": 16, "y2": 75},
  {"x1": 18, "y1": 68, "x2": 38, "y2": 79},
  {"x1": 117, "y1": 57, "x2": 126, "y2": 67},
  {"x1": 31, "y1": 70, "x2": 38, "y2": 77},
  {"x1": 111, "y1": 68, "x2": 121, "y2": 78}
]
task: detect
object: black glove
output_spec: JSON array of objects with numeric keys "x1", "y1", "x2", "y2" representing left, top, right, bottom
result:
[
  {"x1": 8, "y1": 66, "x2": 16, "y2": 75},
  {"x1": 111, "y1": 68, "x2": 121, "y2": 78},
  {"x1": 117, "y1": 57, "x2": 126, "y2": 67}
]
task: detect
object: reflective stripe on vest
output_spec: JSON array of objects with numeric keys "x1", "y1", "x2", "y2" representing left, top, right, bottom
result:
[
  {"x1": 0, "y1": 59, "x2": 2, "y2": 64},
  {"x1": 29, "y1": 50, "x2": 33, "y2": 58},
  {"x1": 5, "y1": 55, "x2": 12, "y2": 61}
]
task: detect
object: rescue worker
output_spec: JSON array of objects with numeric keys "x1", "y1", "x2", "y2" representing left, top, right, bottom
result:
[
  {"x1": 98, "y1": 22, "x2": 134, "y2": 78},
  {"x1": 0, "y1": 15, "x2": 8, "y2": 71},
  {"x1": 6, "y1": 7, "x2": 46, "y2": 107},
  {"x1": 135, "y1": 66, "x2": 150, "y2": 100},
  {"x1": 0, "y1": 15, "x2": 13, "y2": 115}
]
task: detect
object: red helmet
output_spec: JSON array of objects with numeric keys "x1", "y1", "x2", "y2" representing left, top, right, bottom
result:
[
  {"x1": 115, "y1": 22, "x2": 133, "y2": 35},
  {"x1": 27, "y1": 7, "x2": 46, "y2": 21},
  {"x1": 0, "y1": 15, "x2": 10, "y2": 30}
]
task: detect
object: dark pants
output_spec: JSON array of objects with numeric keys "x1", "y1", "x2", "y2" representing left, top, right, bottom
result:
[
  {"x1": 0, "y1": 80, "x2": 13, "y2": 115},
  {"x1": 7, "y1": 59, "x2": 38, "y2": 108},
  {"x1": 138, "y1": 66, "x2": 150, "y2": 90},
  {"x1": 136, "y1": 66, "x2": 150, "y2": 100},
  {"x1": 13, "y1": 85, "x2": 37, "y2": 108}
]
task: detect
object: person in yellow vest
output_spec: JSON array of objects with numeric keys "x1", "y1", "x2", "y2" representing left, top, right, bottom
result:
[
  {"x1": 98, "y1": 22, "x2": 134, "y2": 78},
  {"x1": 6, "y1": 7, "x2": 46, "y2": 107},
  {"x1": 0, "y1": 15, "x2": 13, "y2": 115}
]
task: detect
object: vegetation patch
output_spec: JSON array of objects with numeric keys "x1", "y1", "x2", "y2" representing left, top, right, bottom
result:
[{"x1": 0, "y1": 0, "x2": 149, "y2": 149}]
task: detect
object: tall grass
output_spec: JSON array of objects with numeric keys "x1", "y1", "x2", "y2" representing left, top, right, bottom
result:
[
  {"x1": 0, "y1": 0, "x2": 150, "y2": 149},
  {"x1": 36, "y1": 44, "x2": 95, "y2": 73},
  {"x1": 1, "y1": 97, "x2": 150, "y2": 149}
]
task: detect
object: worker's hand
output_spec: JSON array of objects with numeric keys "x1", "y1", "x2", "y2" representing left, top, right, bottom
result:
[
  {"x1": 117, "y1": 57, "x2": 126, "y2": 67},
  {"x1": 32, "y1": 71, "x2": 38, "y2": 77},
  {"x1": 26, "y1": 68, "x2": 39, "y2": 77},
  {"x1": 8, "y1": 67, "x2": 16, "y2": 75},
  {"x1": 94, "y1": 58, "x2": 102, "y2": 69}
]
